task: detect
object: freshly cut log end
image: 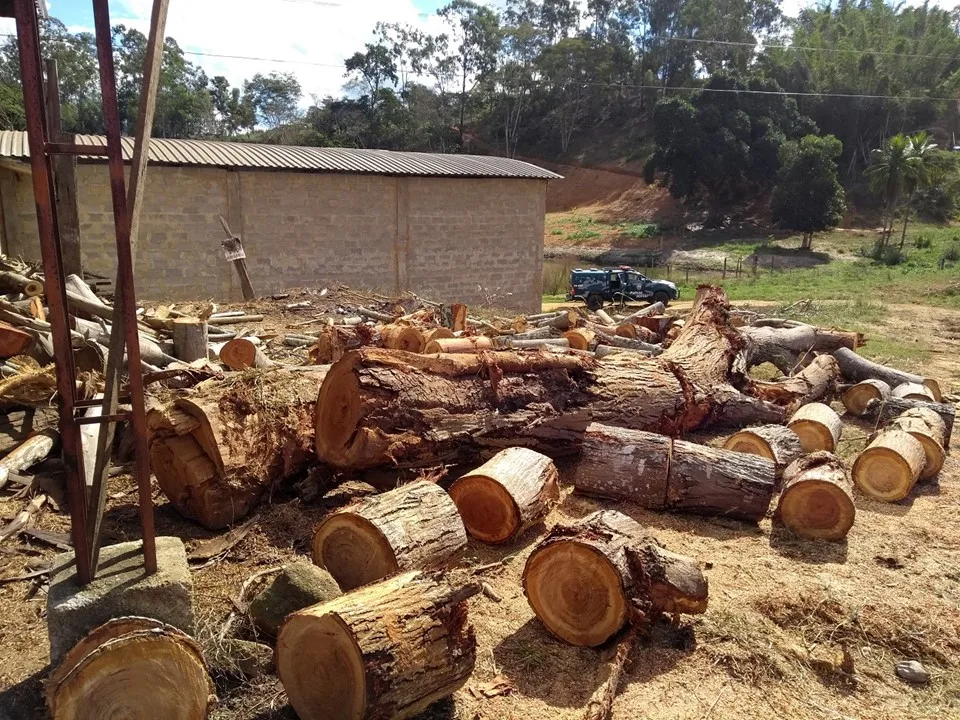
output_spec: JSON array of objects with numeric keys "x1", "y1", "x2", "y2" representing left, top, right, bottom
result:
[
  {"x1": 776, "y1": 452, "x2": 855, "y2": 541},
  {"x1": 311, "y1": 480, "x2": 466, "y2": 591},
  {"x1": 889, "y1": 408, "x2": 947, "y2": 480},
  {"x1": 852, "y1": 429, "x2": 925, "y2": 502},
  {"x1": 788, "y1": 402, "x2": 843, "y2": 453},
  {"x1": 615, "y1": 323, "x2": 637, "y2": 339},
  {"x1": 423, "y1": 327, "x2": 454, "y2": 344},
  {"x1": 892, "y1": 382, "x2": 936, "y2": 403},
  {"x1": 722, "y1": 424, "x2": 803, "y2": 479},
  {"x1": 841, "y1": 379, "x2": 891, "y2": 416},
  {"x1": 833, "y1": 347, "x2": 941, "y2": 401},
  {"x1": 380, "y1": 323, "x2": 424, "y2": 353},
  {"x1": 0, "y1": 321, "x2": 34, "y2": 358},
  {"x1": 46, "y1": 622, "x2": 214, "y2": 720},
  {"x1": 218, "y1": 337, "x2": 271, "y2": 369},
  {"x1": 424, "y1": 336, "x2": 493, "y2": 354},
  {"x1": 449, "y1": 447, "x2": 559, "y2": 544},
  {"x1": 277, "y1": 571, "x2": 477, "y2": 720},
  {"x1": 563, "y1": 328, "x2": 595, "y2": 351}
]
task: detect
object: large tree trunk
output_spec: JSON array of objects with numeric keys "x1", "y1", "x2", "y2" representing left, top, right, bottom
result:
[
  {"x1": 833, "y1": 347, "x2": 941, "y2": 401},
  {"x1": 311, "y1": 480, "x2": 466, "y2": 591},
  {"x1": 522, "y1": 510, "x2": 707, "y2": 648},
  {"x1": 723, "y1": 424, "x2": 803, "y2": 481},
  {"x1": 776, "y1": 452, "x2": 855, "y2": 541},
  {"x1": 741, "y1": 324, "x2": 861, "y2": 373},
  {"x1": 449, "y1": 447, "x2": 558, "y2": 544},
  {"x1": 277, "y1": 571, "x2": 477, "y2": 720},
  {"x1": 862, "y1": 396, "x2": 954, "y2": 448},
  {"x1": 315, "y1": 287, "x2": 805, "y2": 470},
  {"x1": 572, "y1": 423, "x2": 775, "y2": 522},
  {"x1": 147, "y1": 367, "x2": 327, "y2": 528}
]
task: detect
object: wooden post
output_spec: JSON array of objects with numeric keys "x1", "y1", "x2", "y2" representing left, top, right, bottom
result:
[
  {"x1": 44, "y1": 59, "x2": 83, "y2": 278},
  {"x1": 722, "y1": 257, "x2": 727, "y2": 279},
  {"x1": 172, "y1": 317, "x2": 208, "y2": 363},
  {"x1": 753, "y1": 254, "x2": 759, "y2": 275},
  {"x1": 217, "y1": 215, "x2": 255, "y2": 300}
]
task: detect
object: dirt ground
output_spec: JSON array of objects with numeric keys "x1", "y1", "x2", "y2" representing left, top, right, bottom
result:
[{"x1": 1, "y1": 300, "x2": 959, "y2": 720}]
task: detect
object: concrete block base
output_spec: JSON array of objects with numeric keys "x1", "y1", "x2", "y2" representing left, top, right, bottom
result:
[{"x1": 46, "y1": 536, "x2": 194, "y2": 665}]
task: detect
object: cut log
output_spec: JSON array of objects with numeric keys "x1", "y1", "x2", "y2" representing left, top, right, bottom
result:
[
  {"x1": 833, "y1": 347, "x2": 941, "y2": 402},
  {"x1": 522, "y1": 510, "x2": 707, "y2": 647},
  {"x1": 311, "y1": 480, "x2": 466, "y2": 591},
  {"x1": 741, "y1": 324, "x2": 861, "y2": 373},
  {"x1": 0, "y1": 321, "x2": 33, "y2": 358},
  {"x1": 776, "y1": 452, "x2": 855, "y2": 541},
  {"x1": 0, "y1": 406, "x2": 56, "y2": 456},
  {"x1": 277, "y1": 571, "x2": 477, "y2": 720},
  {"x1": 852, "y1": 429, "x2": 925, "y2": 501},
  {"x1": 749, "y1": 355, "x2": 840, "y2": 408},
  {"x1": 0, "y1": 429, "x2": 58, "y2": 491},
  {"x1": 380, "y1": 323, "x2": 424, "y2": 353},
  {"x1": 423, "y1": 327, "x2": 454, "y2": 344},
  {"x1": 788, "y1": 403, "x2": 843, "y2": 453},
  {"x1": 841, "y1": 379, "x2": 891, "y2": 416},
  {"x1": 594, "y1": 344, "x2": 654, "y2": 359},
  {"x1": 218, "y1": 337, "x2": 273, "y2": 370},
  {"x1": 172, "y1": 318, "x2": 208, "y2": 364},
  {"x1": 424, "y1": 336, "x2": 494, "y2": 354},
  {"x1": 46, "y1": 622, "x2": 214, "y2": 720},
  {"x1": 452, "y1": 303, "x2": 468, "y2": 332},
  {"x1": 511, "y1": 326, "x2": 554, "y2": 341},
  {"x1": 563, "y1": 328, "x2": 596, "y2": 351},
  {"x1": 891, "y1": 382, "x2": 936, "y2": 402},
  {"x1": 449, "y1": 447, "x2": 559, "y2": 544},
  {"x1": 534, "y1": 309, "x2": 577, "y2": 331},
  {"x1": 208, "y1": 314, "x2": 264, "y2": 326},
  {"x1": 862, "y1": 397, "x2": 954, "y2": 449},
  {"x1": 315, "y1": 286, "x2": 807, "y2": 471},
  {"x1": 308, "y1": 325, "x2": 376, "y2": 365},
  {"x1": 723, "y1": 424, "x2": 803, "y2": 480},
  {"x1": 592, "y1": 331, "x2": 662, "y2": 354},
  {"x1": 147, "y1": 367, "x2": 327, "y2": 528},
  {"x1": 0, "y1": 270, "x2": 43, "y2": 297},
  {"x1": 595, "y1": 309, "x2": 616, "y2": 327},
  {"x1": 888, "y1": 408, "x2": 947, "y2": 480},
  {"x1": 622, "y1": 302, "x2": 665, "y2": 321},
  {"x1": 498, "y1": 337, "x2": 570, "y2": 350},
  {"x1": 572, "y1": 423, "x2": 775, "y2": 522}
]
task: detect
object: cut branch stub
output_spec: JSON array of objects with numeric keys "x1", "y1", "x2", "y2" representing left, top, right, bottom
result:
[
  {"x1": 311, "y1": 480, "x2": 466, "y2": 591},
  {"x1": 723, "y1": 424, "x2": 803, "y2": 480},
  {"x1": 776, "y1": 452, "x2": 855, "y2": 541},
  {"x1": 852, "y1": 429, "x2": 925, "y2": 502},
  {"x1": 449, "y1": 447, "x2": 559, "y2": 544},
  {"x1": 787, "y1": 402, "x2": 843, "y2": 453},
  {"x1": 887, "y1": 408, "x2": 947, "y2": 480},
  {"x1": 841, "y1": 379, "x2": 891, "y2": 416},
  {"x1": 277, "y1": 571, "x2": 477, "y2": 720}
]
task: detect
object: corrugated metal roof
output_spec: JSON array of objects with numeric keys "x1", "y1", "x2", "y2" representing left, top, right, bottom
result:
[{"x1": 0, "y1": 130, "x2": 562, "y2": 180}]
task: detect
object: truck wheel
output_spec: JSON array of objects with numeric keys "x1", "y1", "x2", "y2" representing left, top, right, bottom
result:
[
  {"x1": 586, "y1": 294, "x2": 604, "y2": 311},
  {"x1": 652, "y1": 291, "x2": 670, "y2": 306}
]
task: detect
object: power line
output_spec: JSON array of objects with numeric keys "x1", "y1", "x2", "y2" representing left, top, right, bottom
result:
[{"x1": 183, "y1": 49, "x2": 343, "y2": 68}]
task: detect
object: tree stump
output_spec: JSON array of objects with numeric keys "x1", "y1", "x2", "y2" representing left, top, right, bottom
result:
[
  {"x1": 424, "y1": 336, "x2": 494, "y2": 354},
  {"x1": 723, "y1": 424, "x2": 803, "y2": 480},
  {"x1": 218, "y1": 337, "x2": 273, "y2": 370},
  {"x1": 891, "y1": 382, "x2": 936, "y2": 402},
  {"x1": 311, "y1": 480, "x2": 466, "y2": 591},
  {"x1": 888, "y1": 407, "x2": 948, "y2": 480},
  {"x1": 522, "y1": 510, "x2": 707, "y2": 647},
  {"x1": 46, "y1": 618, "x2": 214, "y2": 720},
  {"x1": 852, "y1": 429, "x2": 925, "y2": 501},
  {"x1": 841, "y1": 379, "x2": 891, "y2": 416},
  {"x1": 788, "y1": 403, "x2": 843, "y2": 453},
  {"x1": 776, "y1": 452, "x2": 855, "y2": 541},
  {"x1": 277, "y1": 571, "x2": 477, "y2": 720},
  {"x1": 449, "y1": 447, "x2": 559, "y2": 544},
  {"x1": 380, "y1": 323, "x2": 424, "y2": 353},
  {"x1": 172, "y1": 318, "x2": 209, "y2": 364}
]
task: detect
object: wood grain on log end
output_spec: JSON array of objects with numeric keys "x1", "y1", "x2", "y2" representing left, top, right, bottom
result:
[
  {"x1": 841, "y1": 379, "x2": 891, "y2": 416},
  {"x1": 788, "y1": 402, "x2": 842, "y2": 453},
  {"x1": 852, "y1": 429, "x2": 925, "y2": 502},
  {"x1": 777, "y1": 452, "x2": 854, "y2": 541}
]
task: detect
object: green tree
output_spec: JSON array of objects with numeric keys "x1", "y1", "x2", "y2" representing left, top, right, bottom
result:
[
  {"x1": 244, "y1": 72, "x2": 302, "y2": 136},
  {"x1": 772, "y1": 134, "x2": 846, "y2": 249},
  {"x1": 898, "y1": 132, "x2": 943, "y2": 248},
  {"x1": 864, "y1": 134, "x2": 910, "y2": 247},
  {"x1": 344, "y1": 43, "x2": 398, "y2": 114},
  {"x1": 209, "y1": 76, "x2": 255, "y2": 138}
]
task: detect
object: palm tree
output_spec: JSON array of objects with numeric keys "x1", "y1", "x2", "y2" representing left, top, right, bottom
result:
[
  {"x1": 898, "y1": 132, "x2": 941, "y2": 248},
  {"x1": 865, "y1": 133, "x2": 909, "y2": 248}
]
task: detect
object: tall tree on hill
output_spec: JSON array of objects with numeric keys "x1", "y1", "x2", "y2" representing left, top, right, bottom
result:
[
  {"x1": 244, "y1": 72, "x2": 302, "y2": 141},
  {"x1": 898, "y1": 132, "x2": 943, "y2": 248},
  {"x1": 772, "y1": 134, "x2": 846, "y2": 250},
  {"x1": 865, "y1": 133, "x2": 910, "y2": 248},
  {"x1": 209, "y1": 76, "x2": 255, "y2": 138}
]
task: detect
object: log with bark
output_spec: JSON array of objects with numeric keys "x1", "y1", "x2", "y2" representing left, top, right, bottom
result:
[
  {"x1": 582, "y1": 629, "x2": 637, "y2": 720},
  {"x1": 775, "y1": 452, "x2": 854, "y2": 541},
  {"x1": 563, "y1": 328, "x2": 596, "y2": 351},
  {"x1": 0, "y1": 429, "x2": 58, "y2": 491},
  {"x1": 147, "y1": 367, "x2": 327, "y2": 528},
  {"x1": 425, "y1": 336, "x2": 494, "y2": 354},
  {"x1": 741, "y1": 324, "x2": 861, "y2": 373},
  {"x1": 891, "y1": 382, "x2": 936, "y2": 402},
  {"x1": 534, "y1": 308, "x2": 577, "y2": 331},
  {"x1": 594, "y1": 309, "x2": 617, "y2": 327},
  {"x1": 842, "y1": 379, "x2": 891, "y2": 416},
  {"x1": 788, "y1": 402, "x2": 843, "y2": 453},
  {"x1": 833, "y1": 347, "x2": 941, "y2": 402},
  {"x1": 311, "y1": 480, "x2": 466, "y2": 591},
  {"x1": 722, "y1": 424, "x2": 803, "y2": 480},
  {"x1": 862, "y1": 397, "x2": 954, "y2": 448},
  {"x1": 172, "y1": 318, "x2": 208, "y2": 364},
  {"x1": 0, "y1": 270, "x2": 43, "y2": 297},
  {"x1": 314, "y1": 287, "x2": 816, "y2": 470},
  {"x1": 423, "y1": 327, "x2": 454, "y2": 344},
  {"x1": 0, "y1": 321, "x2": 33, "y2": 358},
  {"x1": 572, "y1": 423, "x2": 775, "y2": 522},
  {"x1": 887, "y1": 407, "x2": 948, "y2": 480},
  {"x1": 380, "y1": 323, "x2": 424, "y2": 353},
  {"x1": 449, "y1": 447, "x2": 559, "y2": 544},
  {"x1": 46, "y1": 618, "x2": 215, "y2": 720},
  {"x1": 218, "y1": 337, "x2": 273, "y2": 370},
  {"x1": 749, "y1": 355, "x2": 840, "y2": 409},
  {"x1": 622, "y1": 302, "x2": 665, "y2": 321},
  {"x1": 522, "y1": 510, "x2": 707, "y2": 647},
  {"x1": 0, "y1": 406, "x2": 56, "y2": 457},
  {"x1": 308, "y1": 324, "x2": 376, "y2": 365},
  {"x1": 852, "y1": 429, "x2": 925, "y2": 501},
  {"x1": 277, "y1": 570, "x2": 477, "y2": 720}
]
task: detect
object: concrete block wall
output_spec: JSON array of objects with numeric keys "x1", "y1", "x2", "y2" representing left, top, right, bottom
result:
[{"x1": 0, "y1": 163, "x2": 547, "y2": 312}]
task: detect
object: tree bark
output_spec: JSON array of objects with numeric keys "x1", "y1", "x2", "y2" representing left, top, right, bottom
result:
[
  {"x1": 314, "y1": 287, "x2": 807, "y2": 471},
  {"x1": 862, "y1": 396, "x2": 954, "y2": 448},
  {"x1": 723, "y1": 424, "x2": 803, "y2": 481},
  {"x1": 424, "y1": 336, "x2": 494, "y2": 354},
  {"x1": 749, "y1": 355, "x2": 840, "y2": 408},
  {"x1": 887, "y1": 407, "x2": 947, "y2": 480},
  {"x1": 308, "y1": 325, "x2": 378, "y2": 365},
  {"x1": 0, "y1": 406, "x2": 56, "y2": 457},
  {"x1": 891, "y1": 382, "x2": 936, "y2": 402},
  {"x1": 833, "y1": 347, "x2": 941, "y2": 401},
  {"x1": 218, "y1": 337, "x2": 273, "y2": 370},
  {"x1": 776, "y1": 452, "x2": 854, "y2": 541},
  {"x1": 572, "y1": 423, "x2": 776, "y2": 522},
  {"x1": 842, "y1": 379, "x2": 891, "y2": 416},
  {"x1": 522, "y1": 510, "x2": 707, "y2": 647},
  {"x1": 741, "y1": 324, "x2": 860, "y2": 373},
  {"x1": 172, "y1": 318, "x2": 208, "y2": 363},
  {"x1": 788, "y1": 402, "x2": 843, "y2": 453},
  {"x1": 311, "y1": 480, "x2": 466, "y2": 591},
  {"x1": 0, "y1": 270, "x2": 43, "y2": 297},
  {"x1": 449, "y1": 447, "x2": 559, "y2": 544},
  {"x1": 277, "y1": 571, "x2": 477, "y2": 720},
  {"x1": 852, "y1": 429, "x2": 925, "y2": 502},
  {"x1": 147, "y1": 367, "x2": 327, "y2": 528},
  {"x1": 622, "y1": 302, "x2": 665, "y2": 321}
]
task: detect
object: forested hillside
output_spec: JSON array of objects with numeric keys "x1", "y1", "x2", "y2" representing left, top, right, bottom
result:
[{"x1": 1, "y1": 1, "x2": 960, "y2": 221}]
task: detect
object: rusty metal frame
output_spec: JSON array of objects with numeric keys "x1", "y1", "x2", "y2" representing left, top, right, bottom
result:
[{"x1": 13, "y1": 0, "x2": 156, "y2": 584}]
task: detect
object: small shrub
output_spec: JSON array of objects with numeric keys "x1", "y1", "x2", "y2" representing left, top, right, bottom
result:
[
  {"x1": 567, "y1": 229, "x2": 601, "y2": 241},
  {"x1": 550, "y1": 228, "x2": 564, "y2": 236},
  {"x1": 941, "y1": 244, "x2": 960, "y2": 264},
  {"x1": 913, "y1": 234, "x2": 932, "y2": 249},
  {"x1": 623, "y1": 222, "x2": 660, "y2": 239},
  {"x1": 859, "y1": 241, "x2": 907, "y2": 266}
]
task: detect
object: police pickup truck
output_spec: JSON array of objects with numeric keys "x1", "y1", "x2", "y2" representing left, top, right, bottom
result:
[{"x1": 566, "y1": 266, "x2": 678, "y2": 310}]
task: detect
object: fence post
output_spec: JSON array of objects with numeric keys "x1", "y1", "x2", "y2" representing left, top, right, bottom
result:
[
  {"x1": 753, "y1": 254, "x2": 759, "y2": 276},
  {"x1": 722, "y1": 257, "x2": 727, "y2": 279},
  {"x1": 685, "y1": 266, "x2": 690, "y2": 283}
]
